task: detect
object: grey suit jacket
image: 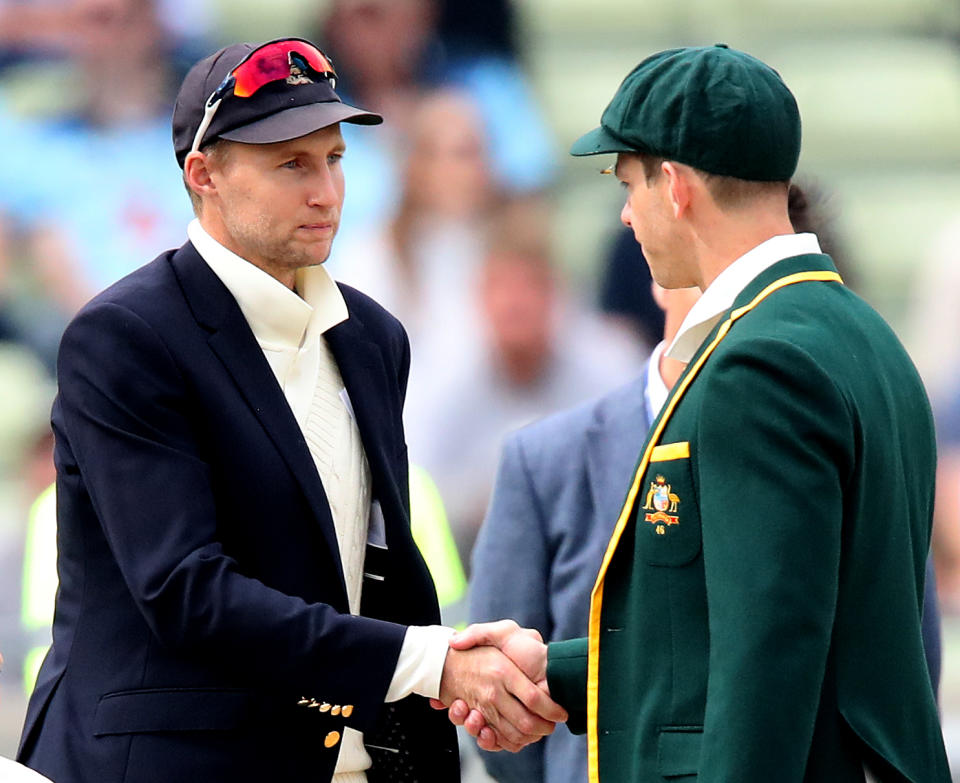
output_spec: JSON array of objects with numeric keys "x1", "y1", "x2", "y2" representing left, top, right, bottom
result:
[{"x1": 469, "y1": 366, "x2": 652, "y2": 783}]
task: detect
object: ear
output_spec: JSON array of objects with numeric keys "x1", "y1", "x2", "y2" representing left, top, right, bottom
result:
[
  {"x1": 661, "y1": 162, "x2": 691, "y2": 219},
  {"x1": 183, "y1": 150, "x2": 218, "y2": 204}
]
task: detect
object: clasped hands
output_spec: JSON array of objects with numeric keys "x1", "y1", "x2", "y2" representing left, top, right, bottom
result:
[{"x1": 431, "y1": 620, "x2": 567, "y2": 752}]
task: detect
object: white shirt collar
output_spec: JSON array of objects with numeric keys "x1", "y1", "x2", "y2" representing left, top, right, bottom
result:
[
  {"x1": 188, "y1": 219, "x2": 348, "y2": 350},
  {"x1": 643, "y1": 340, "x2": 669, "y2": 422},
  {"x1": 666, "y1": 232, "x2": 822, "y2": 362}
]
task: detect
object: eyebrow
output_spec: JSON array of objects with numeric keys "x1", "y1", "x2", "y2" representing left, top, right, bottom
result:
[{"x1": 275, "y1": 141, "x2": 347, "y2": 158}]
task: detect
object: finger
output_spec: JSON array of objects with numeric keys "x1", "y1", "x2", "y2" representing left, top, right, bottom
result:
[
  {"x1": 475, "y1": 697, "x2": 538, "y2": 750},
  {"x1": 449, "y1": 619, "x2": 520, "y2": 650},
  {"x1": 485, "y1": 725, "x2": 525, "y2": 753},
  {"x1": 493, "y1": 695, "x2": 556, "y2": 741},
  {"x1": 478, "y1": 677, "x2": 556, "y2": 743},
  {"x1": 477, "y1": 726, "x2": 501, "y2": 752},
  {"x1": 465, "y1": 714, "x2": 533, "y2": 754},
  {"x1": 428, "y1": 698, "x2": 446, "y2": 710},
  {"x1": 448, "y1": 699, "x2": 470, "y2": 727},
  {"x1": 470, "y1": 655, "x2": 558, "y2": 744},
  {"x1": 519, "y1": 627, "x2": 544, "y2": 643},
  {"x1": 504, "y1": 666, "x2": 568, "y2": 725},
  {"x1": 463, "y1": 708, "x2": 486, "y2": 737}
]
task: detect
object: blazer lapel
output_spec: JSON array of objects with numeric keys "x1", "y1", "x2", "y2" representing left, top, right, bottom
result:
[
  {"x1": 169, "y1": 243, "x2": 348, "y2": 596},
  {"x1": 324, "y1": 315, "x2": 403, "y2": 529}
]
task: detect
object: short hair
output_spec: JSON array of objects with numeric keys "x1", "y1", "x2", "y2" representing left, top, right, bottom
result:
[
  {"x1": 635, "y1": 152, "x2": 665, "y2": 184},
  {"x1": 183, "y1": 140, "x2": 229, "y2": 215},
  {"x1": 631, "y1": 151, "x2": 788, "y2": 211},
  {"x1": 697, "y1": 171, "x2": 789, "y2": 211}
]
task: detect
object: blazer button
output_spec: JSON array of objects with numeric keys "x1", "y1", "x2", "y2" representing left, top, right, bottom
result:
[
  {"x1": 324, "y1": 731, "x2": 341, "y2": 748},
  {"x1": 342, "y1": 705, "x2": 354, "y2": 717}
]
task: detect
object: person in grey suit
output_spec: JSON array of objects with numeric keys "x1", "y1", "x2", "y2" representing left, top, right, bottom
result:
[{"x1": 469, "y1": 284, "x2": 699, "y2": 782}]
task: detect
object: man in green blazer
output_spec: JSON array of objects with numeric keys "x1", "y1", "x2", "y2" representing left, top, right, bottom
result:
[{"x1": 442, "y1": 45, "x2": 950, "y2": 781}]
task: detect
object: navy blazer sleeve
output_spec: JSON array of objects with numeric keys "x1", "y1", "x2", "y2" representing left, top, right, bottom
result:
[{"x1": 55, "y1": 300, "x2": 406, "y2": 726}]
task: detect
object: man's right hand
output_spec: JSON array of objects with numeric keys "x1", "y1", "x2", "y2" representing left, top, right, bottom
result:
[
  {"x1": 432, "y1": 620, "x2": 563, "y2": 752},
  {"x1": 433, "y1": 622, "x2": 566, "y2": 752}
]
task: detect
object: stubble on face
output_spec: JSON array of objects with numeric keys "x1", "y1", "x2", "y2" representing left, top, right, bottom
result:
[
  {"x1": 219, "y1": 198, "x2": 334, "y2": 277},
  {"x1": 203, "y1": 127, "x2": 345, "y2": 287}
]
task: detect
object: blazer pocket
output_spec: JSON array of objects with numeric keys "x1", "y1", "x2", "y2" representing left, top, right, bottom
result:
[
  {"x1": 639, "y1": 442, "x2": 701, "y2": 567},
  {"x1": 93, "y1": 688, "x2": 254, "y2": 736},
  {"x1": 657, "y1": 725, "x2": 702, "y2": 778}
]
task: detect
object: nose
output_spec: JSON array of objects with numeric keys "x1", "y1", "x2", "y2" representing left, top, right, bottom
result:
[
  {"x1": 306, "y1": 162, "x2": 341, "y2": 208},
  {"x1": 620, "y1": 200, "x2": 632, "y2": 228}
]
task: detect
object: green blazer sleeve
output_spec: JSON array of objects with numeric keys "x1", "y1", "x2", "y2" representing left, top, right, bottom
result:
[
  {"x1": 546, "y1": 637, "x2": 589, "y2": 735},
  {"x1": 695, "y1": 338, "x2": 851, "y2": 780}
]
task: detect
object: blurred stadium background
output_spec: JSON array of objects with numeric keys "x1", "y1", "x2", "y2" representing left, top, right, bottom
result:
[{"x1": 1, "y1": 0, "x2": 959, "y2": 778}]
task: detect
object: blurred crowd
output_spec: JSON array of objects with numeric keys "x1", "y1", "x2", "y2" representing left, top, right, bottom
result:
[{"x1": 0, "y1": 0, "x2": 959, "y2": 772}]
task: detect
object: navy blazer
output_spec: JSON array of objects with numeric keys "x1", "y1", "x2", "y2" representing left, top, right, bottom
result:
[
  {"x1": 470, "y1": 369, "x2": 651, "y2": 783},
  {"x1": 18, "y1": 243, "x2": 458, "y2": 783}
]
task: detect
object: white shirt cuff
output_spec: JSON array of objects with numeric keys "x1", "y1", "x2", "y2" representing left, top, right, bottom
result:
[{"x1": 385, "y1": 625, "x2": 455, "y2": 702}]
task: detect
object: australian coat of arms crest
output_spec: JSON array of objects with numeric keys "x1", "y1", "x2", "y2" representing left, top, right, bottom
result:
[{"x1": 641, "y1": 475, "x2": 680, "y2": 535}]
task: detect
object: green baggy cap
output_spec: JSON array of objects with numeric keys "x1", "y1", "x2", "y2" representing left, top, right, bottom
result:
[{"x1": 571, "y1": 44, "x2": 801, "y2": 182}]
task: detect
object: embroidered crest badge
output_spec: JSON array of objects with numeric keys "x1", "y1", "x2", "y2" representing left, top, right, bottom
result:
[
  {"x1": 286, "y1": 52, "x2": 316, "y2": 86},
  {"x1": 641, "y1": 475, "x2": 680, "y2": 535}
]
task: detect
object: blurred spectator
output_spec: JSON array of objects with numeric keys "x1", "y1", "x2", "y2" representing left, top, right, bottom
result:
[
  {"x1": 0, "y1": 0, "x2": 211, "y2": 73},
  {"x1": 316, "y1": 0, "x2": 555, "y2": 248},
  {"x1": 0, "y1": 344, "x2": 54, "y2": 756},
  {"x1": 413, "y1": 209, "x2": 638, "y2": 569},
  {"x1": 435, "y1": 0, "x2": 518, "y2": 59},
  {"x1": 329, "y1": 89, "x2": 495, "y2": 419},
  {"x1": 0, "y1": 211, "x2": 71, "y2": 372},
  {"x1": 598, "y1": 226, "x2": 662, "y2": 351},
  {"x1": 909, "y1": 217, "x2": 960, "y2": 406},
  {"x1": 0, "y1": 3, "x2": 71, "y2": 66},
  {"x1": 0, "y1": 215, "x2": 15, "y2": 343},
  {"x1": 786, "y1": 178, "x2": 853, "y2": 289},
  {"x1": 0, "y1": 0, "x2": 196, "y2": 314},
  {"x1": 912, "y1": 216, "x2": 960, "y2": 611}
]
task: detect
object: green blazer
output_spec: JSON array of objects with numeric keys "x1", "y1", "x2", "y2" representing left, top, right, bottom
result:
[{"x1": 546, "y1": 254, "x2": 949, "y2": 782}]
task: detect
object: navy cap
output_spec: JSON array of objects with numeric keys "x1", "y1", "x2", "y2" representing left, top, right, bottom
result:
[{"x1": 172, "y1": 40, "x2": 382, "y2": 169}]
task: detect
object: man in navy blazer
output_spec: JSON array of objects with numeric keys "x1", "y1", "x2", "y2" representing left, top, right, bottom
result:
[{"x1": 17, "y1": 38, "x2": 563, "y2": 783}]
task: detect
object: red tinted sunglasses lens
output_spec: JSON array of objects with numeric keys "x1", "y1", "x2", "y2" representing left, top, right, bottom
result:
[{"x1": 232, "y1": 40, "x2": 336, "y2": 98}]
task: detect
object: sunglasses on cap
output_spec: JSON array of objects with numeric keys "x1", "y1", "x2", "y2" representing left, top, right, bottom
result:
[{"x1": 190, "y1": 38, "x2": 338, "y2": 156}]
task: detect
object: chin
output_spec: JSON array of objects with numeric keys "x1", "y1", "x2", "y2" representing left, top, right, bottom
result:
[{"x1": 297, "y1": 243, "x2": 333, "y2": 267}]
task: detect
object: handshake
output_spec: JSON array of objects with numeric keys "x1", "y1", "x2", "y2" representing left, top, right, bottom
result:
[{"x1": 430, "y1": 620, "x2": 568, "y2": 753}]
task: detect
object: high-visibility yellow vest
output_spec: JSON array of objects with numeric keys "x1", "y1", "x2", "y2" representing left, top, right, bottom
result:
[
  {"x1": 408, "y1": 465, "x2": 467, "y2": 627},
  {"x1": 21, "y1": 483, "x2": 56, "y2": 694}
]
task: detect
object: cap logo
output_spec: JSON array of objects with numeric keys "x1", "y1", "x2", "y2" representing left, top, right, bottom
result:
[{"x1": 285, "y1": 52, "x2": 316, "y2": 87}]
